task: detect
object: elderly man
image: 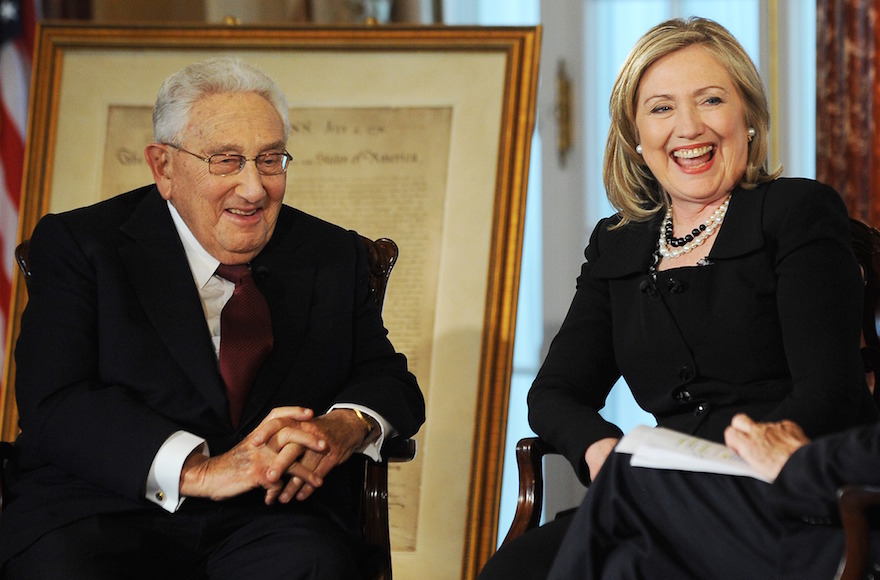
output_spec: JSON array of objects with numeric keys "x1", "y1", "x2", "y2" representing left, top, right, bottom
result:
[{"x1": 0, "y1": 58, "x2": 424, "y2": 579}]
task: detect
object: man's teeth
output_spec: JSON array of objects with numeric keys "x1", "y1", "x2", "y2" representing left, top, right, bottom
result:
[
  {"x1": 673, "y1": 145, "x2": 713, "y2": 159},
  {"x1": 229, "y1": 208, "x2": 257, "y2": 216}
]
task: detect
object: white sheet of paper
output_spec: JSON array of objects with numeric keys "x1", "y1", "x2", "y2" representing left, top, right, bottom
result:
[{"x1": 616, "y1": 425, "x2": 771, "y2": 483}]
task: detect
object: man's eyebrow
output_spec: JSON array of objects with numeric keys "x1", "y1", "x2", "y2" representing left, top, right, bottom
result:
[
  {"x1": 209, "y1": 141, "x2": 288, "y2": 154},
  {"x1": 262, "y1": 141, "x2": 288, "y2": 152}
]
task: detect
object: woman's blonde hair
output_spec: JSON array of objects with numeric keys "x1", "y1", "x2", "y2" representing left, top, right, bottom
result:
[{"x1": 604, "y1": 17, "x2": 781, "y2": 224}]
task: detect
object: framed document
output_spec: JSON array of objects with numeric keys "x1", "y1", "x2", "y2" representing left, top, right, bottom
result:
[{"x1": 2, "y1": 22, "x2": 540, "y2": 578}]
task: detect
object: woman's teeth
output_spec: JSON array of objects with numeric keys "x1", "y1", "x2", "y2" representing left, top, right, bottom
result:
[{"x1": 673, "y1": 145, "x2": 714, "y2": 159}]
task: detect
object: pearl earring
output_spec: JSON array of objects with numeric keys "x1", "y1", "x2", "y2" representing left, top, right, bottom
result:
[
  {"x1": 635, "y1": 144, "x2": 643, "y2": 155},
  {"x1": 747, "y1": 127, "x2": 756, "y2": 141}
]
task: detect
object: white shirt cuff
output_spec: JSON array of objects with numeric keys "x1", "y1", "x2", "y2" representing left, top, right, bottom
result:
[
  {"x1": 145, "y1": 431, "x2": 208, "y2": 513},
  {"x1": 328, "y1": 403, "x2": 395, "y2": 462}
]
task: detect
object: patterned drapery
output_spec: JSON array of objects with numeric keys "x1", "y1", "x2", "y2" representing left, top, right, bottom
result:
[{"x1": 816, "y1": 0, "x2": 880, "y2": 223}]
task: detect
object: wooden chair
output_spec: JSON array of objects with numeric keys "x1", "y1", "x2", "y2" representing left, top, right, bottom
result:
[
  {"x1": 500, "y1": 218, "x2": 880, "y2": 578},
  {"x1": 499, "y1": 436, "x2": 559, "y2": 546},
  {"x1": 4, "y1": 236, "x2": 414, "y2": 580},
  {"x1": 837, "y1": 218, "x2": 880, "y2": 580},
  {"x1": 356, "y1": 236, "x2": 417, "y2": 580}
]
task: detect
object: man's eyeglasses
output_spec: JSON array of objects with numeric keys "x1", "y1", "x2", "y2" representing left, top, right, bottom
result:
[{"x1": 165, "y1": 143, "x2": 293, "y2": 176}]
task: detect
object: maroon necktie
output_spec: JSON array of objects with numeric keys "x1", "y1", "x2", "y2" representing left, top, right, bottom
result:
[{"x1": 215, "y1": 264, "x2": 274, "y2": 428}]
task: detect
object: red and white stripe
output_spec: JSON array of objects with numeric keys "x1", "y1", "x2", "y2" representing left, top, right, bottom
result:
[{"x1": 0, "y1": 0, "x2": 38, "y2": 398}]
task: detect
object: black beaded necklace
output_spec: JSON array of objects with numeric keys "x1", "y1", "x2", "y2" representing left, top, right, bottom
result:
[
  {"x1": 664, "y1": 219, "x2": 706, "y2": 248},
  {"x1": 658, "y1": 196, "x2": 731, "y2": 260}
]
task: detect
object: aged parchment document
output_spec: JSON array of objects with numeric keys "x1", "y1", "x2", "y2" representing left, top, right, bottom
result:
[{"x1": 288, "y1": 107, "x2": 452, "y2": 550}]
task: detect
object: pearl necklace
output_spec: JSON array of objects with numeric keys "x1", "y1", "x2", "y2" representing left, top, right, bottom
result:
[{"x1": 659, "y1": 196, "x2": 731, "y2": 259}]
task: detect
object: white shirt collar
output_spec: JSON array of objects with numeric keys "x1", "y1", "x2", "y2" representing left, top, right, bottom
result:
[{"x1": 166, "y1": 201, "x2": 220, "y2": 289}]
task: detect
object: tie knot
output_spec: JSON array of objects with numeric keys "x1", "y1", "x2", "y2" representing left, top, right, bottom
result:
[{"x1": 216, "y1": 264, "x2": 250, "y2": 285}]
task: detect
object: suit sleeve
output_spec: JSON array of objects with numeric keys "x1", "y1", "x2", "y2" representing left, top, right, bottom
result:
[
  {"x1": 528, "y1": 219, "x2": 624, "y2": 484},
  {"x1": 14, "y1": 215, "x2": 184, "y2": 501},
  {"x1": 326, "y1": 231, "x2": 424, "y2": 441},
  {"x1": 770, "y1": 423, "x2": 880, "y2": 520},
  {"x1": 763, "y1": 181, "x2": 874, "y2": 436}
]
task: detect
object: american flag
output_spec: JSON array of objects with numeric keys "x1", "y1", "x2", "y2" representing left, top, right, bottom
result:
[{"x1": 0, "y1": 0, "x2": 37, "y2": 399}]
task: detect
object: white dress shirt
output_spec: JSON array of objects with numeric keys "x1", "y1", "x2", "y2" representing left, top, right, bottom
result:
[{"x1": 145, "y1": 201, "x2": 393, "y2": 512}]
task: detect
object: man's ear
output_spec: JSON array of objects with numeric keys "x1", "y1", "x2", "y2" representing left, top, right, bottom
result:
[{"x1": 145, "y1": 143, "x2": 173, "y2": 200}]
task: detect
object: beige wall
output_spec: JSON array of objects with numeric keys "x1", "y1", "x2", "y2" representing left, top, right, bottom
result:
[
  {"x1": 91, "y1": 0, "x2": 307, "y2": 24},
  {"x1": 92, "y1": 0, "x2": 205, "y2": 22},
  {"x1": 91, "y1": 0, "x2": 429, "y2": 24}
]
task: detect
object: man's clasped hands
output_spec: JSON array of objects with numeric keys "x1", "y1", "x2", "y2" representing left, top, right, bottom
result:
[{"x1": 178, "y1": 407, "x2": 376, "y2": 504}]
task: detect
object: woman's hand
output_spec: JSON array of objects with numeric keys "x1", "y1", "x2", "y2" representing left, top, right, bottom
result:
[{"x1": 585, "y1": 437, "x2": 620, "y2": 481}]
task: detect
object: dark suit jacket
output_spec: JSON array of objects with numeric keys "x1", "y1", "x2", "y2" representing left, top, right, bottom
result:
[
  {"x1": 529, "y1": 178, "x2": 877, "y2": 484},
  {"x1": 0, "y1": 184, "x2": 425, "y2": 563},
  {"x1": 769, "y1": 421, "x2": 880, "y2": 577}
]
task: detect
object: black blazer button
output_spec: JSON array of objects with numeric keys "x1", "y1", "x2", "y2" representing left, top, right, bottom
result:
[
  {"x1": 678, "y1": 365, "x2": 695, "y2": 382},
  {"x1": 673, "y1": 387, "x2": 692, "y2": 403},
  {"x1": 694, "y1": 403, "x2": 709, "y2": 416},
  {"x1": 666, "y1": 277, "x2": 684, "y2": 293}
]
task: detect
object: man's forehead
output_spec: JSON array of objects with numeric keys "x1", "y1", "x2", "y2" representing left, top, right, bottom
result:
[
  {"x1": 201, "y1": 139, "x2": 288, "y2": 153},
  {"x1": 183, "y1": 93, "x2": 286, "y2": 150},
  {"x1": 187, "y1": 91, "x2": 281, "y2": 122}
]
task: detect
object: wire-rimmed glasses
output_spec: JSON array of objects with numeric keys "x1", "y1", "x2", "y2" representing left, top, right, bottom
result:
[{"x1": 165, "y1": 143, "x2": 292, "y2": 176}]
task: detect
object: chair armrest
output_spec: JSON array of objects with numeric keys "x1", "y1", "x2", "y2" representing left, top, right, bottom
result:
[
  {"x1": 381, "y1": 437, "x2": 417, "y2": 463},
  {"x1": 838, "y1": 484, "x2": 880, "y2": 580},
  {"x1": 500, "y1": 437, "x2": 558, "y2": 547}
]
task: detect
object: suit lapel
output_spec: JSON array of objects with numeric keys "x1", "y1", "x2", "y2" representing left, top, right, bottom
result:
[
  {"x1": 590, "y1": 214, "x2": 662, "y2": 280},
  {"x1": 709, "y1": 185, "x2": 766, "y2": 259},
  {"x1": 591, "y1": 184, "x2": 769, "y2": 281},
  {"x1": 118, "y1": 189, "x2": 229, "y2": 419},
  {"x1": 116, "y1": 199, "x2": 326, "y2": 430}
]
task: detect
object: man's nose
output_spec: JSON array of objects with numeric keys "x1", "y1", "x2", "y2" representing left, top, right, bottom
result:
[{"x1": 234, "y1": 161, "x2": 267, "y2": 201}]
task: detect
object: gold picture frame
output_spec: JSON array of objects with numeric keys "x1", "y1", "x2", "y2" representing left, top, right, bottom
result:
[{"x1": 1, "y1": 22, "x2": 540, "y2": 578}]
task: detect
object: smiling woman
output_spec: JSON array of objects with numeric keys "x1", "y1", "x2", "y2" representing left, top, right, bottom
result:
[
  {"x1": 633, "y1": 44, "x2": 750, "y2": 269},
  {"x1": 603, "y1": 17, "x2": 779, "y2": 229},
  {"x1": 479, "y1": 15, "x2": 876, "y2": 580}
]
